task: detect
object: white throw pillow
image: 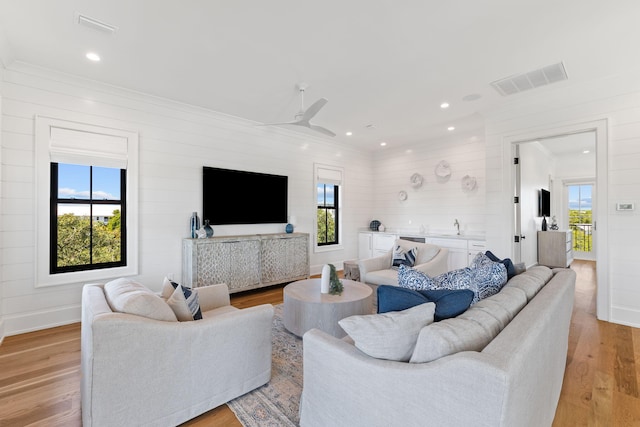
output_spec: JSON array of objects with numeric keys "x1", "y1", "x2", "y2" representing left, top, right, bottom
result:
[
  {"x1": 338, "y1": 303, "x2": 436, "y2": 362},
  {"x1": 104, "y1": 278, "x2": 177, "y2": 322},
  {"x1": 162, "y1": 277, "x2": 203, "y2": 321}
]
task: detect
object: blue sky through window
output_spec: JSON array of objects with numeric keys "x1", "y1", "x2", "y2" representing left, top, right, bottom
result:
[
  {"x1": 568, "y1": 185, "x2": 592, "y2": 211},
  {"x1": 58, "y1": 163, "x2": 120, "y2": 200},
  {"x1": 317, "y1": 183, "x2": 334, "y2": 206}
]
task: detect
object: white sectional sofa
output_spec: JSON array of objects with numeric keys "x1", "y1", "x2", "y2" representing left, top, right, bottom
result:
[
  {"x1": 81, "y1": 281, "x2": 274, "y2": 427},
  {"x1": 300, "y1": 266, "x2": 576, "y2": 427}
]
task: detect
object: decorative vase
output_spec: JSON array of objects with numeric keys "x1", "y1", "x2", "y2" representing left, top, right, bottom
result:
[
  {"x1": 285, "y1": 223, "x2": 294, "y2": 233},
  {"x1": 203, "y1": 220, "x2": 213, "y2": 237},
  {"x1": 320, "y1": 264, "x2": 330, "y2": 294},
  {"x1": 541, "y1": 216, "x2": 547, "y2": 231},
  {"x1": 190, "y1": 212, "x2": 200, "y2": 238}
]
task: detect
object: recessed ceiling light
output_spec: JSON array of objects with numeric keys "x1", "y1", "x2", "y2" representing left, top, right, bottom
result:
[
  {"x1": 380, "y1": 142, "x2": 387, "y2": 146},
  {"x1": 583, "y1": 150, "x2": 590, "y2": 154},
  {"x1": 447, "y1": 126, "x2": 455, "y2": 131},
  {"x1": 440, "y1": 102, "x2": 450, "y2": 109},
  {"x1": 86, "y1": 52, "x2": 101, "y2": 62},
  {"x1": 346, "y1": 131, "x2": 353, "y2": 136}
]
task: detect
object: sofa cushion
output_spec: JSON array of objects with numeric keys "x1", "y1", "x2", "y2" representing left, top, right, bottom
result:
[
  {"x1": 104, "y1": 278, "x2": 177, "y2": 322},
  {"x1": 162, "y1": 277, "x2": 203, "y2": 321},
  {"x1": 504, "y1": 266, "x2": 552, "y2": 301},
  {"x1": 364, "y1": 269, "x2": 400, "y2": 286},
  {"x1": 410, "y1": 316, "x2": 495, "y2": 363},
  {"x1": 410, "y1": 303, "x2": 503, "y2": 363},
  {"x1": 484, "y1": 250, "x2": 517, "y2": 279},
  {"x1": 377, "y1": 286, "x2": 474, "y2": 321},
  {"x1": 339, "y1": 303, "x2": 436, "y2": 362},
  {"x1": 392, "y1": 245, "x2": 417, "y2": 268}
]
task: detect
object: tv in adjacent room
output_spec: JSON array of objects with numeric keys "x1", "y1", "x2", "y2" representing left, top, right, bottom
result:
[
  {"x1": 539, "y1": 188, "x2": 551, "y2": 217},
  {"x1": 202, "y1": 166, "x2": 288, "y2": 225}
]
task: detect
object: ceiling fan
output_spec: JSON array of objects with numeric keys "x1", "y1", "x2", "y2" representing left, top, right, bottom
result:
[{"x1": 262, "y1": 83, "x2": 336, "y2": 137}]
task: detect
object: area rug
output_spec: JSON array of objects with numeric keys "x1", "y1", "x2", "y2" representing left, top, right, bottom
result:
[{"x1": 228, "y1": 304, "x2": 302, "y2": 427}]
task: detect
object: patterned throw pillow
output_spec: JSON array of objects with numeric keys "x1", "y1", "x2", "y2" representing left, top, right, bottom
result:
[
  {"x1": 469, "y1": 252, "x2": 508, "y2": 302},
  {"x1": 392, "y1": 245, "x2": 418, "y2": 268},
  {"x1": 397, "y1": 264, "x2": 435, "y2": 290},
  {"x1": 162, "y1": 277, "x2": 203, "y2": 321}
]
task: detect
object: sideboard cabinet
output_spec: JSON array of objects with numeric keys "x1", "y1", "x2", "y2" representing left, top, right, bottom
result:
[
  {"x1": 182, "y1": 233, "x2": 309, "y2": 293},
  {"x1": 537, "y1": 230, "x2": 573, "y2": 268}
]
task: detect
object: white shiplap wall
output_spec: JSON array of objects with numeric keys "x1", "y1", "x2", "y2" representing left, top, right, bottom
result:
[
  {"x1": 0, "y1": 62, "x2": 374, "y2": 335},
  {"x1": 371, "y1": 132, "x2": 486, "y2": 237},
  {"x1": 485, "y1": 70, "x2": 640, "y2": 328}
]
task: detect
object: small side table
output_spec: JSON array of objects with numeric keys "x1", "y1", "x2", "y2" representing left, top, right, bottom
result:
[
  {"x1": 283, "y1": 279, "x2": 372, "y2": 338},
  {"x1": 343, "y1": 260, "x2": 360, "y2": 281}
]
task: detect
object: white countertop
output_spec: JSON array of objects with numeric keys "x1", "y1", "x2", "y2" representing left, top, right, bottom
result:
[{"x1": 358, "y1": 228, "x2": 486, "y2": 241}]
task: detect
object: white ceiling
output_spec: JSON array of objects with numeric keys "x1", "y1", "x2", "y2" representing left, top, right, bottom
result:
[{"x1": 0, "y1": 0, "x2": 639, "y2": 150}]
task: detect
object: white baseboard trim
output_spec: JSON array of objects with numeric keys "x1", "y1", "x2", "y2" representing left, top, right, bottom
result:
[
  {"x1": 3, "y1": 305, "x2": 81, "y2": 337},
  {"x1": 610, "y1": 306, "x2": 640, "y2": 329},
  {"x1": 0, "y1": 318, "x2": 5, "y2": 345}
]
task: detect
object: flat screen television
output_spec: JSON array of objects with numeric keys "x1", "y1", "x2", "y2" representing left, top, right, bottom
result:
[
  {"x1": 203, "y1": 166, "x2": 288, "y2": 225},
  {"x1": 539, "y1": 188, "x2": 551, "y2": 217}
]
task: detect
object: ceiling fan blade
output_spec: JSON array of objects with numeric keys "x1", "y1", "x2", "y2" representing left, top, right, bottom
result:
[
  {"x1": 257, "y1": 120, "x2": 300, "y2": 126},
  {"x1": 309, "y1": 124, "x2": 336, "y2": 137},
  {"x1": 301, "y1": 97, "x2": 328, "y2": 121}
]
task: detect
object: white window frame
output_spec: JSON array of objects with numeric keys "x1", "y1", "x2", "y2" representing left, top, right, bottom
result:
[
  {"x1": 314, "y1": 163, "x2": 343, "y2": 253},
  {"x1": 35, "y1": 116, "x2": 139, "y2": 287}
]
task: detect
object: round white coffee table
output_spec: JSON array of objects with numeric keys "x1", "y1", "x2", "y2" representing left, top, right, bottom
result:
[{"x1": 283, "y1": 278, "x2": 373, "y2": 338}]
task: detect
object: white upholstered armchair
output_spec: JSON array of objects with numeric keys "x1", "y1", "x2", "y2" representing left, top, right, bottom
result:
[
  {"x1": 358, "y1": 239, "x2": 449, "y2": 303},
  {"x1": 81, "y1": 281, "x2": 274, "y2": 427}
]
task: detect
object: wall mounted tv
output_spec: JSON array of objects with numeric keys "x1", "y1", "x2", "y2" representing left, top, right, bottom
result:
[
  {"x1": 203, "y1": 166, "x2": 288, "y2": 225},
  {"x1": 539, "y1": 188, "x2": 551, "y2": 217}
]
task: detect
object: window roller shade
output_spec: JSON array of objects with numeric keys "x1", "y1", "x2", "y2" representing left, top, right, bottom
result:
[
  {"x1": 317, "y1": 166, "x2": 342, "y2": 185},
  {"x1": 49, "y1": 127, "x2": 128, "y2": 169}
]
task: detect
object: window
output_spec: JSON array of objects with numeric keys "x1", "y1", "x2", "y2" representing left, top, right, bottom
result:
[
  {"x1": 50, "y1": 163, "x2": 126, "y2": 273},
  {"x1": 567, "y1": 184, "x2": 593, "y2": 254},
  {"x1": 317, "y1": 183, "x2": 339, "y2": 245},
  {"x1": 36, "y1": 117, "x2": 138, "y2": 287},
  {"x1": 315, "y1": 164, "x2": 343, "y2": 249}
]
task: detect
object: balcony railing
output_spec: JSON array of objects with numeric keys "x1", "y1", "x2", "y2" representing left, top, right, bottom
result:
[{"x1": 570, "y1": 223, "x2": 592, "y2": 252}]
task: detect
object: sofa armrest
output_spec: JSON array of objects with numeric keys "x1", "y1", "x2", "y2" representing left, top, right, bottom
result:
[
  {"x1": 194, "y1": 283, "x2": 230, "y2": 311},
  {"x1": 413, "y1": 248, "x2": 449, "y2": 276},
  {"x1": 358, "y1": 252, "x2": 392, "y2": 279}
]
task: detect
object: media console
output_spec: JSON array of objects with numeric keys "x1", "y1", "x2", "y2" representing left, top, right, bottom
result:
[{"x1": 182, "y1": 233, "x2": 310, "y2": 293}]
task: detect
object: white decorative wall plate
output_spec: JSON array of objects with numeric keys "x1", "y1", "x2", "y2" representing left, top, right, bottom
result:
[
  {"x1": 410, "y1": 173, "x2": 423, "y2": 188},
  {"x1": 398, "y1": 190, "x2": 408, "y2": 201},
  {"x1": 461, "y1": 175, "x2": 477, "y2": 192},
  {"x1": 435, "y1": 160, "x2": 451, "y2": 179}
]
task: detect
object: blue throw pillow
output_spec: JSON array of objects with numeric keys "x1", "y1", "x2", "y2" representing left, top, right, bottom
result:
[
  {"x1": 418, "y1": 289, "x2": 474, "y2": 321},
  {"x1": 378, "y1": 285, "x2": 473, "y2": 321},
  {"x1": 377, "y1": 285, "x2": 429, "y2": 314},
  {"x1": 484, "y1": 250, "x2": 516, "y2": 279}
]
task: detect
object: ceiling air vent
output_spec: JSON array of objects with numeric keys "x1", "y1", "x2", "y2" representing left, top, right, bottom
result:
[{"x1": 491, "y1": 62, "x2": 568, "y2": 96}]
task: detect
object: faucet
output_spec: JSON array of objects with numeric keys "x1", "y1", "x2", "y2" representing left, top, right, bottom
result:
[{"x1": 454, "y1": 219, "x2": 460, "y2": 235}]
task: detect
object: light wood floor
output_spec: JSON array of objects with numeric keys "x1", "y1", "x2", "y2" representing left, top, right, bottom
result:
[{"x1": 0, "y1": 260, "x2": 638, "y2": 426}]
